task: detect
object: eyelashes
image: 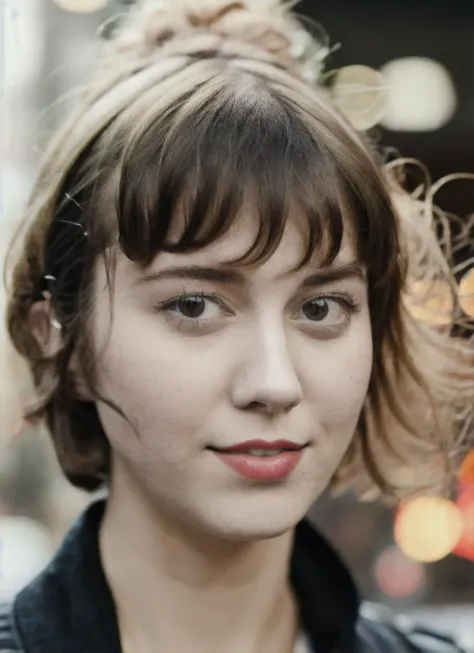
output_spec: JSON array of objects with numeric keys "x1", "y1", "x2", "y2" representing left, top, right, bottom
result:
[
  {"x1": 156, "y1": 291, "x2": 229, "y2": 333},
  {"x1": 290, "y1": 294, "x2": 361, "y2": 338},
  {"x1": 155, "y1": 290, "x2": 362, "y2": 335}
]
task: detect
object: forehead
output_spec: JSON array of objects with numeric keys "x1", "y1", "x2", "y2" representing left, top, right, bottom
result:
[{"x1": 120, "y1": 209, "x2": 359, "y2": 284}]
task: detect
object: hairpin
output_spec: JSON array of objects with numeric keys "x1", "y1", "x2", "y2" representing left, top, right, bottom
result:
[
  {"x1": 55, "y1": 219, "x2": 89, "y2": 237},
  {"x1": 62, "y1": 193, "x2": 89, "y2": 236},
  {"x1": 64, "y1": 192, "x2": 84, "y2": 211}
]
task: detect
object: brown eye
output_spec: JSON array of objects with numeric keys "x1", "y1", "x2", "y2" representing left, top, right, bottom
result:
[
  {"x1": 302, "y1": 298, "x2": 330, "y2": 321},
  {"x1": 292, "y1": 295, "x2": 359, "y2": 330},
  {"x1": 175, "y1": 296, "x2": 207, "y2": 319},
  {"x1": 162, "y1": 293, "x2": 223, "y2": 322}
]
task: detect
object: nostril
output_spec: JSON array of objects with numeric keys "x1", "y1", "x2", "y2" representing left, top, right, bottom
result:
[
  {"x1": 244, "y1": 399, "x2": 299, "y2": 414},
  {"x1": 246, "y1": 401, "x2": 266, "y2": 411}
]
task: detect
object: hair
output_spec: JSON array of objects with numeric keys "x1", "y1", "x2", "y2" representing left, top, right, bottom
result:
[{"x1": 4, "y1": 0, "x2": 474, "y2": 499}]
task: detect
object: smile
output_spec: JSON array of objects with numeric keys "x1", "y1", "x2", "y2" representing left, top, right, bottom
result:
[{"x1": 208, "y1": 440, "x2": 307, "y2": 480}]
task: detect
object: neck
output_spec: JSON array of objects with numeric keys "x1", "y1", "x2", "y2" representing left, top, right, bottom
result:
[{"x1": 100, "y1": 478, "x2": 299, "y2": 653}]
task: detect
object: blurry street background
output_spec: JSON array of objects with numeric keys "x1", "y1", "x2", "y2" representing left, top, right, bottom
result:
[{"x1": 0, "y1": 0, "x2": 473, "y2": 649}]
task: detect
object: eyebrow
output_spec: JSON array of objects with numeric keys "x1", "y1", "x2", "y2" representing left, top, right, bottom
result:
[
  {"x1": 136, "y1": 265, "x2": 244, "y2": 286},
  {"x1": 135, "y1": 261, "x2": 366, "y2": 288},
  {"x1": 301, "y1": 261, "x2": 365, "y2": 288}
]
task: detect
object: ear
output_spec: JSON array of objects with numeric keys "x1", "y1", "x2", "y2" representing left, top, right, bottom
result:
[
  {"x1": 29, "y1": 293, "x2": 95, "y2": 402},
  {"x1": 28, "y1": 292, "x2": 63, "y2": 358}
]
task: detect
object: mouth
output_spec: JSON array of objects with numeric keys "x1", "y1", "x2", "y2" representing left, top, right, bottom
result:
[
  {"x1": 208, "y1": 439, "x2": 307, "y2": 456},
  {"x1": 207, "y1": 440, "x2": 308, "y2": 480}
]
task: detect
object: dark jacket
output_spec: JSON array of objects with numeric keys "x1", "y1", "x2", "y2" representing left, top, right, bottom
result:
[{"x1": 0, "y1": 500, "x2": 465, "y2": 653}]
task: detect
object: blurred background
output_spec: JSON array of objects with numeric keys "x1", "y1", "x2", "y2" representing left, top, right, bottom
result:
[{"x1": 0, "y1": 0, "x2": 473, "y2": 649}]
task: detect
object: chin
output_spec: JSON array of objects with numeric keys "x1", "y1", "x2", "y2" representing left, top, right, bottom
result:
[
  {"x1": 188, "y1": 491, "x2": 316, "y2": 543},
  {"x1": 204, "y1": 517, "x2": 298, "y2": 543}
]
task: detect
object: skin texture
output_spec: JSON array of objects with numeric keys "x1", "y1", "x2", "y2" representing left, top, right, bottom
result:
[{"x1": 89, "y1": 213, "x2": 373, "y2": 653}]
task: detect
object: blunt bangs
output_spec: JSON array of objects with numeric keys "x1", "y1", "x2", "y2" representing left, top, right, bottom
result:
[{"x1": 112, "y1": 74, "x2": 399, "y2": 291}]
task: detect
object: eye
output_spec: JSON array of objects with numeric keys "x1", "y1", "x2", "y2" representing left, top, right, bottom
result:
[
  {"x1": 302, "y1": 298, "x2": 332, "y2": 321},
  {"x1": 165, "y1": 294, "x2": 222, "y2": 320},
  {"x1": 292, "y1": 295, "x2": 360, "y2": 327}
]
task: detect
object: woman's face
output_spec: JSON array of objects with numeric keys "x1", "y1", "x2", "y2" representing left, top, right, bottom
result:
[{"x1": 91, "y1": 214, "x2": 373, "y2": 540}]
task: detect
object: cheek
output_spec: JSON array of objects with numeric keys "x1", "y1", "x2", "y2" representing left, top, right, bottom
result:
[
  {"x1": 92, "y1": 310, "x2": 231, "y2": 460},
  {"x1": 302, "y1": 317, "x2": 372, "y2": 433}
]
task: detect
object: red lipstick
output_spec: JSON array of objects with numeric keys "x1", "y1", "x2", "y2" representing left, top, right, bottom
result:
[{"x1": 210, "y1": 439, "x2": 306, "y2": 480}]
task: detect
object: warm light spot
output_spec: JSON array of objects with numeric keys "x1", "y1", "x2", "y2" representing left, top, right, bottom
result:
[
  {"x1": 459, "y1": 268, "x2": 474, "y2": 318},
  {"x1": 381, "y1": 58, "x2": 457, "y2": 132},
  {"x1": 53, "y1": 0, "x2": 108, "y2": 13},
  {"x1": 394, "y1": 497, "x2": 465, "y2": 562},
  {"x1": 459, "y1": 450, "x2": 474, "y2": 486},
  {"x1": 374, "y1": 545, "x2": 426, "y2": 599},
  {"x1": 404, "y1": 280, "x2": 453, "y2": 326},
  {"x1": 454, "y1": 487, "x2": 474, "y2": 562},
  {"x1": 332, "y1": 65, "x2": 388, "y2": 131}
]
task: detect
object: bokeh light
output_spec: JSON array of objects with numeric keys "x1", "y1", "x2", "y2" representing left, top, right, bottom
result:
[
  {"x1": 394, "y1": 497, "x2": 465, "y2": 563},
  {"x1": 453, "y1": 487, "x2": 474, "y2": 562},
  {"x1": 53, "y1": 0, "x2": 109, "y2": 13},
  {"x1": 381, "y1": 57, "x2": 457, "y2": 132},
  {"x1": 374, "y1": 545, "x2": 426, "y2": 599},
  {"x1": 332, "y1": 65, "x2": 388, "y2": 131},
  {"x1": 459, "y1": 450, "x2": 474, "y2": 486},
  {"x1": 458, "y1": 269, "x2": 474, "y2": 318},
  {"x1": 404, "y1": 280, "x2": 454, "y2": 327}
]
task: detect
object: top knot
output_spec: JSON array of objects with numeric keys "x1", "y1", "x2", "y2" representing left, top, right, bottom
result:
[{"x1": 104, "y1": 0, "x2": 329, "y2": 83}]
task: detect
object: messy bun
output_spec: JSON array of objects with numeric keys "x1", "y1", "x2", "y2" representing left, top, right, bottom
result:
[
  {"x1": 5, "y1": 0, "x2": 473, "y2": 497},
  {"x1": 103, "y1": 0, "x2": 325, "y2": 81}
]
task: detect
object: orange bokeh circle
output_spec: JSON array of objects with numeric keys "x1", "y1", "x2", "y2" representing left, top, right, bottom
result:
[
  {"x1": 404, "y1": 280, "x2": 454, "y2": 326},
  {"x1": 459, "y1": 268, "x2": 474, "y2": 318}
]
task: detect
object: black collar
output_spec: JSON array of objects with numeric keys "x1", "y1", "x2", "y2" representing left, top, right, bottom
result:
[{"x1": 13, "y1": 500, "x2": 359, "y2": 653}]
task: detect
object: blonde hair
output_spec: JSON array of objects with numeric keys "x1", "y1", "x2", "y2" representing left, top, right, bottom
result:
[{"x1": 5, "y1": 0, "x2": 474, "y2": 498}]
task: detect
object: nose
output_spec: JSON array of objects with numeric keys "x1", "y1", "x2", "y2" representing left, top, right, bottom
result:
[{"x1": 231, "y1": 323, "x2": 303, "y2": 415}]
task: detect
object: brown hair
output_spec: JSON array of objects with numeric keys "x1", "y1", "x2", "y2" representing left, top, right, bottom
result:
[{"x1": 5, "y1": 0, "x2": 474, "y2": 498}]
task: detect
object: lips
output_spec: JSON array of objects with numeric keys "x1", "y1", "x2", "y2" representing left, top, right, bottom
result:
[
  {"x1": 208, "y1": 440, "x2": 307, "y2": 480},
  {"x1": 209, "y1": 439, "x2": 306, "y2": 454}
]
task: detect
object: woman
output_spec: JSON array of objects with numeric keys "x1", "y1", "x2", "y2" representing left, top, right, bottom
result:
[{"x1": 2, "y1": 0, "x2": 472, "y2": 651}]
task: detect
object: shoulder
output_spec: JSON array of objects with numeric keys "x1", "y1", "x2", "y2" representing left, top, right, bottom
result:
[
  {"x1": 357, "y1": 602, "x2": 467, "y2": 653},
  {"x1": 0, "y1": 604, "x2": 21, "y2": 653}
]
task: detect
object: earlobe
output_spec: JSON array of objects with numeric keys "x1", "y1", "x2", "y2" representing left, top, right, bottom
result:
[{"x1": 28, "y1": 292, "x2": 63, "y2": 358}]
